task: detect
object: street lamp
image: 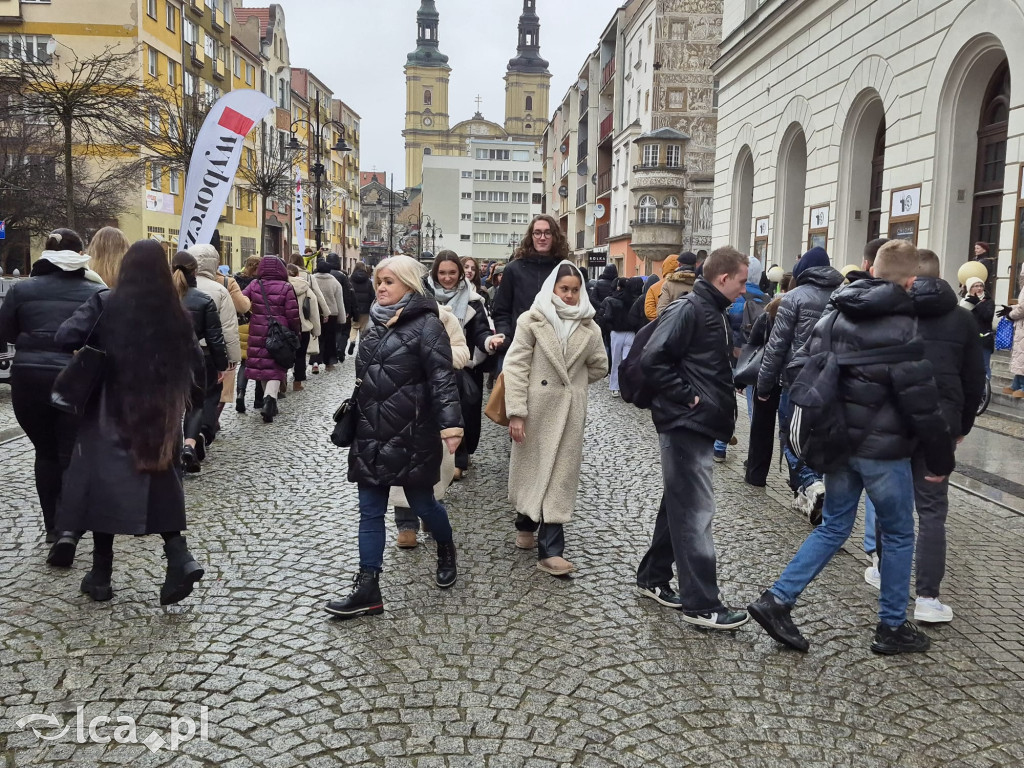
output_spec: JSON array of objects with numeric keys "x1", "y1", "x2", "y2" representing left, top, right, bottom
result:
[
  {"x1": 384, "y1": 173, "x2": 408, "y2": 255},
  {"x1": 419, "y1": 214, "x2": 443, "y2": 257},
  {"x1": 508, "y1": 231, "x2": 520, "y2": 256},
  {"x1": 288, "y1": 96, "x2": 351, "y2": 252}
]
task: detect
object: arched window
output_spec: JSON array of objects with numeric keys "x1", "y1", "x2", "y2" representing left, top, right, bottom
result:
[
  {"x1": 972, "y1": 62, "x2": 1010, "y2": 257},
  {"x1": 424, "y1": 147, "x2": 432, "y2": 155},
  {"x1": 525, "y1": 96, "x2": 533, "y2": 112},
  {"x1": 423, "y1": 89, "x2": 432, "y2": 107},
  {"x1": 638, "y1": 195, "x2": 658, "y2": 224},
  {"x1": 662, "y1": 195, "x2": 680, "y2": 223}
]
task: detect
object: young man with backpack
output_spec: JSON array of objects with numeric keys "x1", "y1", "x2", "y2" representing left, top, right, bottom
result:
[
  {"x1": 634, "y1": 246, "x2": 751, "y2": 630},
  {"x1": 748, "y1": 240, "x2": 955, "y2": 655}
]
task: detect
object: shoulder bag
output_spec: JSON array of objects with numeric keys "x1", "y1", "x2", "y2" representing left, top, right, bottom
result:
[
  {"x1": 484, "y1": 371, "x2": 509, "y2": 426},
  {"x1": 331, "y1": 327, "x2": 393, "y2": 447},
  {"x1": 258, "y1": 279, "x2": 300, "y2": 369},
  {"x1": 51, "y1": 308, "x2": 106, "y2": 416}
]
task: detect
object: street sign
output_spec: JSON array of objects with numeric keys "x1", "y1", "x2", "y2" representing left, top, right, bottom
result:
[{"x1": 0, "y1": 221, "x2": 5, "y2": 240}]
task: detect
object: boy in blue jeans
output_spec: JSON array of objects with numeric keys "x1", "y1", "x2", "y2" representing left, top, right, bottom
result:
[{"x1": 748, "y1": 240, "x2": 955, "y2": 654}]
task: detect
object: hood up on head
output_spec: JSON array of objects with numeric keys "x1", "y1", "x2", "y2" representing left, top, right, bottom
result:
[
  {"x1": 258, "y1": 255, "x2": 288, "y2": 281},
  {"x1": 832, "y1": 278, "x2": 916, "y2": 320},
  {"x1": 909, "y1": 276, "x2": 959, "y2": 317},
  {"x1": 189, "y1": 243, "x2": 221, "y2": 277},
  {"x1": 326, "y1": 253, "x2": 342, "y2": 270},
  {"x1": 793, "y1": 247, "x2": 830, "y2": 283},
  {"x1": 747, "y1": 256, "x2": 763, "y2": 285},
  {"x1": 600, "y1": 263, "x2": 618, "y2": 281},
  {"x1": 660, "y1": 253, "x2": 680, "y2": 276}
]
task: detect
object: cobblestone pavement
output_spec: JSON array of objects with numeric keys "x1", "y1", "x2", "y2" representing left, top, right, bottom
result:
[{"x1": 2, "y1": 362, "x2": 1024, "y2": 767}]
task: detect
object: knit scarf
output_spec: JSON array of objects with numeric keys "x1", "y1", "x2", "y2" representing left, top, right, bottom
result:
[
  {"x1": 427, "y1": 275, "x2": 472, "y2": 323},
  {"x1": 39, "y1": 249, "x2": 91, "y2": 272},
  {"x1": 532, "y1": 260, "x2": 595, "y2": 354},
  {"x1": 369, "y1": 291, "x2": 413, "y2": 326}
]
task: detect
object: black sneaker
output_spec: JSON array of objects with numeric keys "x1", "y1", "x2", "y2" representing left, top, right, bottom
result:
[
  {"x1": 636, "y1": 583, "x2": 683, "y2": 609},
  {"x1": 325, "y1": 570, "x2": 384, "y2": 618},
  {"x1": 748, "y1": 589, "x2": 809, "y2": 651},
  {"x1": 681, "y1": 608, "x2": 749, "y2": 630},
  {"x1": 195, "y1": 434, "x2": 206, "y2": 462},
  {"x1": 181, "y1": 445, "x2": 201, "y2": 474},
  {"x1": 870, "y1": 620, "x2": 931, "y2": 655}
]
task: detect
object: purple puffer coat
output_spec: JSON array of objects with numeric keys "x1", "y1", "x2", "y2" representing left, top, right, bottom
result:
[{"x1": 242, "y1": 257, "x2": 301, "y2": 382}]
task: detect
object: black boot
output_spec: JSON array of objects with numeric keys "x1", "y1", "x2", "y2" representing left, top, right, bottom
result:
[
  {"x1": 160, "y1": 536, "x2": 205, "y2": 606},
  {"x1": 325, "y1": 570, "x2": 383, "y2": 618},
  {"x1": 436, "y1": 541, "x2": 457, "y2": 589},
  {"x1": 47, "y1": 531, "x2": 80, "y2": 568},
  {"x1": 81, "y1": 550, "x2": 113, "y2": 602},
  {"x1": 181, "y1": 445, "x2": 201, "y2": 473},
  {"x1": 235, "y1": 395, "x2": 246, "y2": 413},
  {"x1": 261, "y1": 396, "x2": 278, "y2": 423},
  {"x1": 346, "y1": 341, "x2": 355, "y2": 356}
]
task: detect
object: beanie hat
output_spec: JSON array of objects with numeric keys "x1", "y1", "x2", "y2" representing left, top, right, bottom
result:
[
  {"x1": 747, "y1": 256, "x2": 763, "y2": 285},
  {"x1": 793, "y1": 247, "x2": 830, "y2": 282},
  {"x1": 965, "y1": 276, "x2": 985, "y2": 293},
  {"x1": 678, "y1": 251, "x2": 698, "y2": 268}
]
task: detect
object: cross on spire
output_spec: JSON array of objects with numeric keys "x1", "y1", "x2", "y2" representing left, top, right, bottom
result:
[{"x1": 475, "y1": 94, "x2": 483, "y2": 112}]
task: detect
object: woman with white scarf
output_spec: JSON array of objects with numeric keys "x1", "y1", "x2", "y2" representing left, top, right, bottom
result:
[
  {"x1": 503, "y1": 261, "x2": 608, "y2": 576},
  {"x1": 0, "y1": 229, "x2": 106, "y2": 565}
]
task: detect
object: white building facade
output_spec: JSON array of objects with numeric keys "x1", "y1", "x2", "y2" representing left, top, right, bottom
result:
[
  {"x1": 713, "y1": 0, "x2": 1024, "y2": 302},
  {"x1": 421, "y1": 138, "x2": 543, "y2": 263}
]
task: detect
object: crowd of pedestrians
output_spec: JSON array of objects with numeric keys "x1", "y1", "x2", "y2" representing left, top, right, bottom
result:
[{"x1": 0, "y1": 216, "x2": 1001, "y2": 656}]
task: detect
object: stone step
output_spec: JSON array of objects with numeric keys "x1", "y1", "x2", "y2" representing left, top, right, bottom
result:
[
  {"x1": 983, "y1": 401, "x2": 1024, "y2": 425},
  {"x1": 990, "y1": 390, "x2": 1024, "y2": 409}
]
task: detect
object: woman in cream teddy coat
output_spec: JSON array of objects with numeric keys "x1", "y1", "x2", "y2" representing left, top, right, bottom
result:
[{"x1": 503, "y1": 261, "x2": 608, "y2": 576}]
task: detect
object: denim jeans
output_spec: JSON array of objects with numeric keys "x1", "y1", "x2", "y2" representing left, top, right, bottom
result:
[
  {"x1": 770, "y1": 456, "x2": 915, "y2": 627},
  {"x1": 636, "y1": 428, "x2": 725, "y2": 612},
  {"x1": 608, "y1": 331, "x2": 635, "y2": 392},
  {"x1": 358, "y1": 484, "x2": 453, "y2": 571},
  {"x1": 777, "y1": 388, "x2": 822, "y2": 492},
  {"x1": 982, "y1": 349, "x2": 992, "y2": 379},
  {"x1": 863, "y1": 495, "x2": 876, "y2": 554},
  {"x1": 1012, "y1": 374, "x2": 1024, "y2": 391}
]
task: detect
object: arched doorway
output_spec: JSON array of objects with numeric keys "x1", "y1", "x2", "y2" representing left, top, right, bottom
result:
[
  {"x1": 868, "y1": 123, "x2": 886, "y2": 241},
  {"x1": 836, "y1": 92, "x2": 885, "y2": 258},
  {"x1": 775, "y1": 126, "x2": 807, "y2": 266},
  {"x1": 731, "y1": 146, "x2": 754, "y2": 255},
  {"x1": 971, "y1": 62, "x2": 1009, "y2": 291}
]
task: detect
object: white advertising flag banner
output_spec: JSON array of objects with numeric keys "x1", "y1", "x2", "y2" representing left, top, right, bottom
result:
[
  {"x1": 294, "y1": 169, "x2": 305, "y2": 251},
  {"x1": 178, "y1": 89, "x2": 275, "y2": 249}
]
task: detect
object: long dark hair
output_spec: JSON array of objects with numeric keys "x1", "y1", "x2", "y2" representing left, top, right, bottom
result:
[
  {"x1": 105, "y1": 240, "x2": 196, "y2": 472},
  {"x1": 431, "y1": 249, "x2": 465, "y2": 284},
  {"x1": 461, "y1": 256, "x2": 482, "y2": 291},
  {"x1": 511, "y1": 215, "x2": 569, "y2": 261}
]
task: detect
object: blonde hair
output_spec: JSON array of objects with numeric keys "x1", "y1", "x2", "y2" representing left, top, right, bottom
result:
[
  {"x1": 874, "y1": 240, "x2": 919, "y2": 283},
  {"x1": 87, "y1": 226, "x2": 130, "y2": 287},
  {"x1": 374, "y1": 255, "x2": 426, "y2": 296}
]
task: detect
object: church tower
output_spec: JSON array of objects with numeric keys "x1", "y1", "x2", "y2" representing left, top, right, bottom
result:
[
  {"x1": 404, "y1": 0, "x2": 450, "y2": 189},
  {"x1": 504, "y1": 0, "x2": 551, "y2": 144}
]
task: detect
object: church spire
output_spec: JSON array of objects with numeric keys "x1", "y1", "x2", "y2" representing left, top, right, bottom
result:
[
  {"x1": 507, "y1": 0, "x2": 549, "y2": 74},
  {"x1": 406, "y1": 0, "x2": 449, "y2": 68}
]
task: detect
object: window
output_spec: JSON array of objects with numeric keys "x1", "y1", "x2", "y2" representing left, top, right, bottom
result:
[
  {"x1": 246, "y1": 63, "x2": 254, "y2": 86},
  {"x1": 461, "y1": 170, "x2": 472, "y2": 178},
  {"x1": 423, "y1": 147, "x2": 432, "y2": 155},
  {"x1": 461, "y1": 213, "x2": 471, "y2": 221},
  {"x1": 0, "y1": 35, "x2": 53, "y2": 63},
  {"x1": 168, "y1": 115, "x2": 179, "y2": 140},
  {"x1": 147, "y1": 0, "x2": 157, "y2": 18},
  {"x1": 148, "y1": 48, "x2": 158, "y2": 77},
  {"x1": 148, "y1": 106, "x2": 160, "y2": 134},
  {"x1": 461, "y1": 192, "x2": 472, "y2": 200},
  {"x1": 474, "y1": 169, "x2": 510, "y2": 181},
  {"x1": 233, "y1": 54, "x2": 241, "y2": 78},
  {"x1": 511, "y1": 212, "x2": 530, "y2": 224},
  {"x1": 662, "y1": 196, "x2": 680, "y2": 223},
  {"x1": 645, "y1": 91, "x2": 650, "y2": 112},
  {"x1": 235, "y1": 187, "x2": 242, "y2": 209},
  {"x1": 642, "y1": 144, "x2": 659, "y2": 167},
  {"x1": 638, "y1": 195, "x2": 657, "y2": 224},
  {"x1": 170, "y1": 170, "x2": 180, "y2": 195},
  {"x1": 512, "y1": 171, "x2": 530, "y2": 182},
  {"x1": 167, "y1": 60, "x2": 176, "y2": 87},
  {"x1": 184, "y1": 71, "x2": 196, "y2": 96},
  {"x1": 525, "y1": 95, "x2": 533, "y2": 112},
  {"x1": 460, "y1": 234, "x2": 471, "y2": 242},
  {"x1": 532, "y1": 193, "x2": 543, "y2": 205},
  {"x1": 204, "y1": 35, "x2": 215, "y2": 60},
  {"x1": 513, "y1": 150, "x2": 530, "y2": 161},
  {"x1": 184, "y1": 19, "x2": 197, "y2": 45},
  {"x1": 666, "y1": 145, "x2": 681, "y2": 168},
  {"x1": 166, "y1": 1, "x2": 176, "y2": 32},
  {"x1": 247, "y1": 191, "x2": 254, "y2": 211},
  {"x1": 151, "y1": 164, "x2": 163, "y2": 191},
  {"x1": 474, "y1": 191, "x2": 510, "y2": 203},
  {"x1": 511, "y1": 192, "x2": 529, "y2": 204},
  {"x1": 476, "y1": 148, "x2": 511, "y2": 161},
  {"x1": 424, "y1": 89, "x2": 432, "y2": 106}
]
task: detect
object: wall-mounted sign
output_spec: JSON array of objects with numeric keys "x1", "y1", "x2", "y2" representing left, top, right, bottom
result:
[
  {"x1": 755, "y1": 217, "x2": 769, "y2": 238},
  {"x1": 809, "y1": 205, "x2": 829, "y2": 229},
  {"x1": 145, "y1": 191, "x2": 174, "y2": 214},
  {"x1": 890, "y1": 186, "x2": 921, "y2": 218},
  {"x1": 807, "y1": 204, "x2": 829, "y2": 251}
]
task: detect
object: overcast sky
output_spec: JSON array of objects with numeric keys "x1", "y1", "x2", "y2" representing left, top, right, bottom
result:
[{"x1": 277, "y1": 0, "x2": 623, "y2": 189}]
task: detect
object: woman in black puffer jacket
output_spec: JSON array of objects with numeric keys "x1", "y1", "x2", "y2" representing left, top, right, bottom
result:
[
  {"x1": 345, "y1": 262, "x2": 375, "y2": 355},
  {"x1": 325, "y1": 255, "x2": 464, "y2": 620}
]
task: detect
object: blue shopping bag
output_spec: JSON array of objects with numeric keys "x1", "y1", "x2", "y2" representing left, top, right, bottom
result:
[{"x1": 995, "y1": 317, "x2": 1014, "y2": 350}]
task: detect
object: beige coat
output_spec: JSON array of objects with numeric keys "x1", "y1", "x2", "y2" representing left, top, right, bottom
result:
[
  {"x1": 1009, "y1": 287, "x2": 1024, "y2": 374},
  {"x1": 656, "y1": 269, "x2": 697, "y2": 316},
  {"x1": 503, "y1": 309, "x2": 608, "y2": 524},
  {"x1": 288, "y1": 275, "x2": 322, "y2": 337}
]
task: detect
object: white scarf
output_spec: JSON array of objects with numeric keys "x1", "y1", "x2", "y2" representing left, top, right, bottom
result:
[
  {"x1": 532, "y1": 260, "x2": 595, "y2": 354},
  {"x1": 39, "y1": 249, "x2": 91, "y2": 272}
]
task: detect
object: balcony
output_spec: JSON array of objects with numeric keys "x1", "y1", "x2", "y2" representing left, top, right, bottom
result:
[
  {"x1": 189, "y1": 44, "x2": 202, "y2": 65},
  {"x1": 596, "y1": 222, "x2": 609, "y2": 246},
  {"x1": 188, "y1": 0, "x2": 203, "y2": 17},
  {"x1": 633, "y1": 163, "x2": 686, "y2": 173},
  {"x1": 211, "y1": 7, "x2": 223, "y2": 30},
  {"x1": 559, "y1": 157, "x2": 570, "y2": 178},
  {"x1": 599, "y1": 113, "x2": 613, "y2": 143},
  {"x1": 597, "y1": 169, "x2": 612, "y2": 195},
  {"x1": 579, "y1": 88, "x2": 589, "y2": 115},
  {"x1": 578, "y1": 139, "x2": 588, "y2": 161},
  {"x1": 575, "y1": 186, "x2": 587, "y2": 208},
  {"x1": 628, "y1": 219, "x2": 686, "y2": 263},
  {"x1": 601, "y1": 59, "x2": 615, "y2": 90},
  {"x1": 212, "y1": 58, "x2": 224, "y2": 80},
  {"x1": 576, "y1": 230, "x2": 585, "y2": 250}
]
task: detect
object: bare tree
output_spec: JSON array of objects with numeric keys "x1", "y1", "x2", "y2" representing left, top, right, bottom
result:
[
  {"x1": 131, "y1": 87, "x2": 215, "y2": 177},
  {"x1": 236, "y1": 124, "x2": 294, "y2": 251},
  {"x1": 0, "y1": 42, "x2": 152, "y2": 230}
]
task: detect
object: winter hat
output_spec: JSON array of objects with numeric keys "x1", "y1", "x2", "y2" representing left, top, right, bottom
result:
[
  {"x1": 747, "y1": 256, "x2": 763, "y2": 285},
  {"x1": 678, "y1": 251, "x2": 698, "y2": 268},
  {"x1": 965, "y1": 276, "x2": 985, "y2": 293},
  {"x1": 793, "y1": 247, "x2": 830, "y2": 282}
]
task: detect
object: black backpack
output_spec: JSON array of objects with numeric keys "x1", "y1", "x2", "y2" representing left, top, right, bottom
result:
[
  {"x1": 788, "y1": 313, "x2": 922, "y2": 473},
  {"x1": 740, "y1": 292, "x2": 767, "y2": 343},
  {"x1": 618, "y1": 315, "x2": 663, "y2": 408}
]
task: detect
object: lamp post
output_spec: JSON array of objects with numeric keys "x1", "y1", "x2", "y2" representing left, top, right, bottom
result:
[
  {"x1": 419, "y1": 214, "x2": 443, "y2": 257},
  {"x1": 288, "y1": 96, "x2": 351, "y2": 252},
  {"x1": 385, "y1": 173, "x2": 408, "y2": 255}
]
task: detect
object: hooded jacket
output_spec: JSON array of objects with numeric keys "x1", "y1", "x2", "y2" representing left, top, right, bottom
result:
[
  {"x1": 241, "y1": 257, "x2": 301, "y2": 381},
  {"x1": 350, "y1": 267, "x2": 375, "y2": 317},
  {"x1": 910, "y1": 277, "x2": 986, "y2": 437},
  {"x1": 597, "y1": 278, "x2": 642, "y2": 334},
  {"x1": 347, "y1": 291, "x2": 463, "y2": 488},
  {"x1": 193, "y1": 249, "x2": 242, "y2": 364},
  {"x1": 656, "y1": 267, "x2": 698, "y2": 316},
  {"x1": 312, "y1": 264, "x2": 347, "y2": 320},
  {"x1": 794, "y1": 279, "x2": 954, "y2": 475},
  {"x1": 182, "y1": 285, "x2": 229, "y2": 372},
  {"x1": 644, "y1": 253, "x2": 680, "y2": 320},
  {"x1": 641, "y1": 279, "x2": 737, "y2": 441},
  {"x1": 757, "y1": 265, "x2": 844, "y2": 395},
  {"x1": 491, "y1": 251, "x2": 562, "y2": 348},
  {"x1": 590, "y1": 263, "x2": 618, "y2": 307},
  {"x1": 289, "y1": 274, "x2": 323, "y2": 337}
]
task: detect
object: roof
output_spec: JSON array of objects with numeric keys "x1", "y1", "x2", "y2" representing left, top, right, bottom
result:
[
  {"x1": 637, "y1": 126, "x2": 690, "y2": 141},
  {"x1": 233, "y1": 7, "x2": 270, "y2": 40}
]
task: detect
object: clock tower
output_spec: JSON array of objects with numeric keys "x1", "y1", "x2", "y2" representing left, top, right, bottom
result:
[
  {"x1": 403, "y1": 0, "x2": 450, "y2": 189},
  {"x1": 504, "y1": 0, "x2": 551, "y2": 144}
]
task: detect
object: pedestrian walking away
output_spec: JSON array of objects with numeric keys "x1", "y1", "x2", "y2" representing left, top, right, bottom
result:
[
  {"x1": 636, "y1": 246, "x2": 751, "y2": 630},
  {"x1": 347, "y1": 262, "x2": 375, "y2": 356},
  {"x1": 325, "y1": 255, "x2": 464, "y2": 619},
  {"x1": 504, "y1": 261, "x2": 608, "y2": 576},
  {"x1": 311, "y1": 261, "x2": 346, "y2": 372}
]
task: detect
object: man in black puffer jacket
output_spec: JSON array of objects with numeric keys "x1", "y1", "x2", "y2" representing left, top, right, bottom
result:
[
  {"x1": 749, "y1": 240, "x2": 955, "y2": 656},
  {"x1": 636, "y1": 247, "x2": 751, "y2": 632},
  {"x1": 902, "y1": 249, "x2": 985, "y2": 624},
  {"x1": 346, "y1": 263, "x2": 375, "y2": 355},
  {"x1": 325, "y1": 253, "x2": 358, "y2": 362}
]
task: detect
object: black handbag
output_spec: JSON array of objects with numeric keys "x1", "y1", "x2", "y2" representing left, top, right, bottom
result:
[
  {"x1": 733, "y1": 342, "x2": 765, "y2": 387},
  {"x1": 331, "y1": 327, "x2": 393, "y2": 447},
  {"x1": 51, "y1": 310, "x2": 105, "y2": 416},
  {"x1": 258, "y1": 279, "x2": 300, "y2": 369},
  {"x1": 457, "y1": 369, "x2": 482, "y2": 404}
]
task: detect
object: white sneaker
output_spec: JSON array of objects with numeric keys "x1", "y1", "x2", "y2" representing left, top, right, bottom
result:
[
  {"x1": 804, "y1": 481, "x2": 825, "y2": 525},
  {"x1": 914, "y1": 596, "x2": 953, "y2": 623},
  {"x1": 610, "y1": 390, "x2": 621, "y2": 398},
  {"x1": 864, "y1": 563, "x2": 880, "y2": 590}
]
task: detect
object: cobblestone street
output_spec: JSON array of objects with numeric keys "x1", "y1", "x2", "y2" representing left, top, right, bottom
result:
[{"x1": 2, "y1": 366, "x2": 1024, "y2": 767}]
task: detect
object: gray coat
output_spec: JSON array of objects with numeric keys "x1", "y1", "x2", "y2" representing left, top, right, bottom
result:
[{"x1": 756, "y1": 266, "x2": 844, "y2": 396}]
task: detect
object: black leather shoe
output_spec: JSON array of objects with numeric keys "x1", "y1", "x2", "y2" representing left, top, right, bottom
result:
[
  {"x1": 235, "y1": 396, "x2": 246, "y2": 413},
  {"x1": 46, "y1": 532, "x2": 79, "y2": 568},
  {"x1": 748, "y1": 589, "x2": 809, "y2": 651},
  {"x1": 195, "y1": 434, "x2": 207, "y2": 462},
  {"x1": 325, "y1": 570, "x2": 383, "y2": 618},
  {"x1": 261, "y1": 396, "x2": 278, "y2": 423},
  {"x1": 870, "y1": 620, "x2": 931, "y2": 655},
  {"x1": 160, "y1": 536, "x2": 204, "y2": 606},
  {"x1": 436, "y1": 541, "x2": 457, "y2": 589},
  {"x1": 181, "y1": 445, "x2": 201, "y2": 474}
]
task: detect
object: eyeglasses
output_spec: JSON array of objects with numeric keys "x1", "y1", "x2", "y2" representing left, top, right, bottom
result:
[{"x1": 532, "y1": 230, "x2": 553, "y2": 239}]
